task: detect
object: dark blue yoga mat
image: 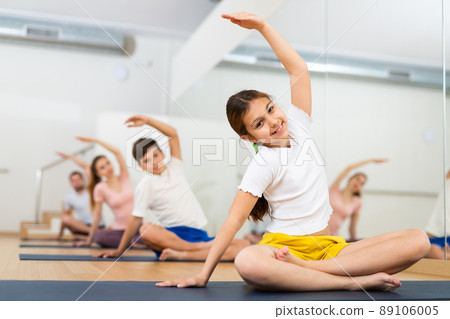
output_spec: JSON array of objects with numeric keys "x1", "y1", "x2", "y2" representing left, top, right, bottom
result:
[
  {"x1": 0, "y1": 280, "x2": 449, "y2": 301},
  {"x1": 21, "y1": 238, "x2": 72, "y2": 242},
  {"x1": 20, "y1": 244, "x2": 149, "y2": 250},
  {"x1": 18, "y1": 254, "x2": 230, "y2": 262},
  {"x1": 19, "y1": 254, "x2": 157, "y2": 262}
]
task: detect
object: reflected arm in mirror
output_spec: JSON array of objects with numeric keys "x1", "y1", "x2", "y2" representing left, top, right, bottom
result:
[{"x1": 331, "y1": 158, "x2": 388, "y2": 188}]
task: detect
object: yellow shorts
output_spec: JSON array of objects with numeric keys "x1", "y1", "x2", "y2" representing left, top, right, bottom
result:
[{"x1": 257, "y1": 232, "x2": 350, "y2": 261}]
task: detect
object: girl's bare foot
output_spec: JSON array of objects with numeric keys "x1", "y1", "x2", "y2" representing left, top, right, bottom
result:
[
  {"x1": 159, "y1": 248, "x2": 187, "y2": 261},
  {"x1": 351, "y1": 273, "x2": 402, "y2": 291},
  {"x1": 274, "y1": 246, "x2": 307, "y2": 267},
  {"x1": 275, "y1": 246, "x2": 290, "y2": 261}
]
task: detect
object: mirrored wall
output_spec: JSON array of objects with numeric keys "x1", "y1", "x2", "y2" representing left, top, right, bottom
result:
[{"x1": 169, "y1": 0, "x2": 448, "y2": 260}]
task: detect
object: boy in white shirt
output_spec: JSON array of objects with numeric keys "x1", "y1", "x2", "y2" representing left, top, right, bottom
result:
[{"x1": 95, "y1": 115, "x2": 249, "y2": 260}]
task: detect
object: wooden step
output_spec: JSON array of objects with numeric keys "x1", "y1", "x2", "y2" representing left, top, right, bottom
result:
[
  {"x1": 42, "y1": 211, "x2": 62, "y2": 225},
  {"x1": 20, "y1": 210, "x2": 67, "y2": 239}
]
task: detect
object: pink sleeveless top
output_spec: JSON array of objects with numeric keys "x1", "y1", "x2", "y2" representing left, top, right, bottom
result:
[
  {"x1": 93, "y1": 172, "x2": 134, "y2": 230},
  {"x1": 328, "y1": 185, "x2": 362, "y2": 236}
]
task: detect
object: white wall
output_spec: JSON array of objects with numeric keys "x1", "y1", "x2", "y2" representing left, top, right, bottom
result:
[{"x1": 0, "y1": 35, "x2": 181, "y2": 231}]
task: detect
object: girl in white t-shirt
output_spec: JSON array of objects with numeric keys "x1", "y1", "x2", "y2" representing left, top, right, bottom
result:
[{"x1": 158, "y1": 12, "x2": 430, "y2": 291}]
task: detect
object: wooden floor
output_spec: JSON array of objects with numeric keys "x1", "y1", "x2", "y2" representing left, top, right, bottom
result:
[{"x1": 1, "y1": 234, "x2": 449, "y2": 282}]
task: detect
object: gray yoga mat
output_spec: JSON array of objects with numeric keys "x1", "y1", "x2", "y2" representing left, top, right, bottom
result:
[
  {"x1": 18, "y1": 253, "x2": 231, "y2": 262},
  {"x1": 19, "y1": 254, "x2": 158, "y2": 262},
  {"x1": 21, "y1": 238, "x2": 72, "y2": 242},
  {"x1": 0, "y1": 280, "x2": 449, "y2": 301},
  {"x1": 20, "y1": 244, "x2": 148, "y2": 250}
]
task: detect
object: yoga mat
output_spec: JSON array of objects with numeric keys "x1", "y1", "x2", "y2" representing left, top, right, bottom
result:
[
  {"x1": 21, "y1": 238, "x2": 72, "y2": 242},
  {"x1": 20, "y1": 244, "x2": 148, "y2": 250},
  {"x1": 19, "y1": 254, "x2": 157, "y2": 262},
  {"x1": 18, "y1": 254, "x2": 231, "y2": 262},
  {"x1": 0, "y1": 280, "x2": 449, "y2": 301}
]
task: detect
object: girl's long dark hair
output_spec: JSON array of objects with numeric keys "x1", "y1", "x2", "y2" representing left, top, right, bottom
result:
[
  {"x1": 226, "y1": 90, "x2": 273, "y2": 222},
  {"x1": 88, "y1": 155, "x2": 106, "y2": 210}
]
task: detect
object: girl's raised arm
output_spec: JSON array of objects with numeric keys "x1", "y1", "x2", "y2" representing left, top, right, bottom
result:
[
  {"x1": 331, "y1": 158, "x2": 388, "y2": 188},
  {"x1": 76, "y1": 137, "x2": 128, "y2": 176},
  {"x1": 156, "y1": 190, "x2": 257, "y2": 288},
  {"x1": 56, "y1": 152, "x2": 91, "y2": 180},
  {"x1": 222, "y1": 12, "x2": 311, "y2": 116},
  {"x1": 124, "y1": 115, "x2": 181, "y2": 160}
]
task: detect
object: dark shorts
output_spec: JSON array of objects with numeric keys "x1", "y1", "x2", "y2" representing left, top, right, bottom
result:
[
  {"x1": 94, "y1": 229, "x2": 143, "y2": 248},
  {"x1": 429, "y1": 236, "x2": 447, "y2": 248},
  {"x1": 85, "y1": 223, "x2": 105, "y2": 229},
  {"x1": 152, "y1": 226, "x2": 215, "y2": 257}
]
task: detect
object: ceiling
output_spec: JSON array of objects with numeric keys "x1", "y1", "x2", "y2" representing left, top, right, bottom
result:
[
  {"x1": 0, "y1": 0, "x2": 218, "y2": 37},
  {"x1": 0, "y1": 0, "x2": 448, "y2": 63}
]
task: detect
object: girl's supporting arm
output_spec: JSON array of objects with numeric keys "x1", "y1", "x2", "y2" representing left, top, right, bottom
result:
[
  {"x1": 94, "y1": 215, "x2": 143, "y2": 258},
  {"x1": 157, "y1": 190, "x2": 258, "y2": 287},
  {"x1": 74, "y1": 202, "x2": 102, "y2": 247},
  {"x1": 349, "y1": 212, "x2": 360, "y2": 241}
]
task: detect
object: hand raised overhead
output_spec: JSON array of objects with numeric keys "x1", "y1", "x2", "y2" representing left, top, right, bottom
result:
[
  {"x1": 221, "y1": 12, "x2": 266, "y2": 31},
  {"x1": 124, "y1": 115, "x2": 150, "y2": 128},
  {"x1": 76, "y1": 136, "x2": 95, "y2": 143}
]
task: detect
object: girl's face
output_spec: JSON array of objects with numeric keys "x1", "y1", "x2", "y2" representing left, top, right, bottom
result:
[
  {"x1": 348, "y1": 175, "x2": 367, "y2": 193},
  {"x1": 242, "y1": 97, "x2": 289, "y2": 147},
  {"x1": 139, "y1": 147, "x2": 166, "y2": 174},
  {"x1": 95, "y1": 157, "x2": 114, "y2": 179}
]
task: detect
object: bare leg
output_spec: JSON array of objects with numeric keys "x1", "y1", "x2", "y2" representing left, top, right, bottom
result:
[
  {"x1": 275, "y1": 229, "x2": 430, "y2": 276},
  {"x1": 139, "y1": 223, "x2": 213, "y2": 251},
  {"x1": 159, "y1": 239, "x2": 250, "y2": 261},
  {"x1": 426, "y1": 244, "x2": 449, "y2": 259},
  {"x1": 61, "y1": 215, "x2": 90, "y2": 236},
  {"x1": 235, "y1": 245, "x2": 401, "y2": 292}
]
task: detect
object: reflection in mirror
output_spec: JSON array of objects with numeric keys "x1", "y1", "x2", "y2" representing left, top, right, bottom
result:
[
  {"x1": 324, "y1": 0, "x2": 448, "y2": 265},
  {"x1": 424, "y1": 0, "x2": 449, "y2": 261}
]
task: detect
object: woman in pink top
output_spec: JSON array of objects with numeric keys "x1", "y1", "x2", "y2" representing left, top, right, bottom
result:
[
  {"x1": 328, "y1": 158, "x2": 387, "y2": 241},
  {"x1": 74, "y1": 137, "x2": 141, "y2": 248}
]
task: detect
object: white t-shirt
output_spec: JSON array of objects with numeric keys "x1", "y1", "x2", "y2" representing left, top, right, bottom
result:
[
  {"x1": 238, "y1": 104, "x2": 332, "y2": 235},
  {"x1": 64, "y1": 190, "x2": 92, "y2": 225},
  {"x1": 131, "y1": 157, "x2": 208, "y2": 228}
]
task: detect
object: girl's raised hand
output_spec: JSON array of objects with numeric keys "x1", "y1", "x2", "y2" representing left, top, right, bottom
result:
[
  {"x1": 156, "y1": 275, "x2": 207, "y2": 288},
  {"x1": 373, "y1": 158, "x2": 388, "y2": 164},
  {"x1": 221, "y1": 12, "x2": 266, "y2": 31},
  {"x1": 124, "y1": 115, "x2": 149, "y2": 128},
  {"x1": 56, "y1": 151, "x2": 71, "y2": 159},
  {"x1": 76, "y1": 136, "x2": 95, "y2": 143}
]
